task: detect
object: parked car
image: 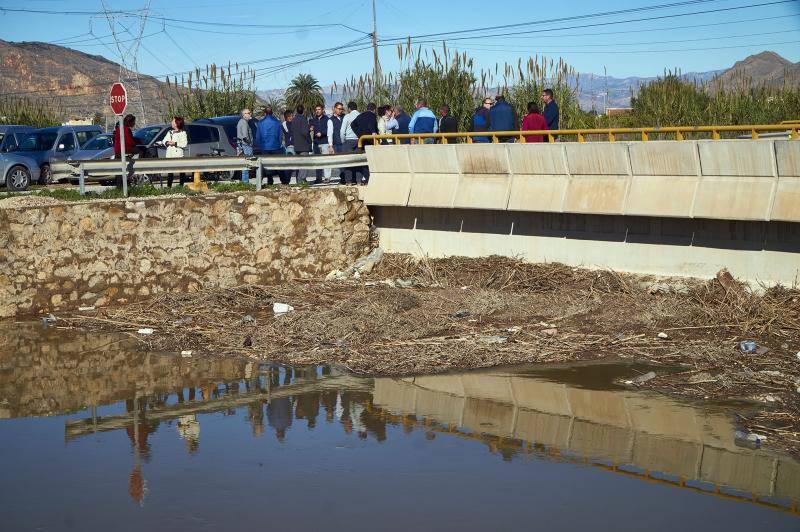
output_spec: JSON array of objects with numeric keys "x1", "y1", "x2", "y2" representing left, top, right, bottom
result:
[
  {"x1": 192, "y1": 115, "x2": 253, "y2": 154},
  {"x1": 148, "y1": 121, "x2": 238, "y2": 157},
  {"x1": 0, "y1": 125, "x2": 35, "y2": 153},
  {"x1": 0, "y1": 152, "x2": 40, "y2": 191},
  {"x1": 67, "y1": 133, "x2": 114, "y2": 162},
  {"x1": 15, "y1": 125, "x2": 103, "y2": 184}
]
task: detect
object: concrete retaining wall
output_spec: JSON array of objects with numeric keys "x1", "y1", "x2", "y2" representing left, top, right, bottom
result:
[
  {"x1": 0, "y1": 188, "x2": 371, "y2": 318},
  {"x1": 365, "y1": 140, "x2": 800, "y2": 222}
]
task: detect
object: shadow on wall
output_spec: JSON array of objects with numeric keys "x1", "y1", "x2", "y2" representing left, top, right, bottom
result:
[{"x1": 374, "y1": 207, "x2": 800, "y2": 253}]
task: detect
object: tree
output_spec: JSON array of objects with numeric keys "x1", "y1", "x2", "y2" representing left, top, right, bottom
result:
[{"x1": 284, "y1": 74, "x2": 324, "y2": 113}]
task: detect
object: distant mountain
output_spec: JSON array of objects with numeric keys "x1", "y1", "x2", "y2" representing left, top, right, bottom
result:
[
  {"x1": 0, "y1": 39, "x2": 172, "y2": 124},
  {"x1": 708, "y1": 50, "x2": 800, "y2": 91}
]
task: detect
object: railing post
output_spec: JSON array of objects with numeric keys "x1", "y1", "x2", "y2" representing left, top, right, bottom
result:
[
  {"x1": 577, "y1": 133, "x2": 584, "y2": 143},
  {"x1": 548, "y1": 134, "x2": 554, "y2": 143},
  {"x1": 519, "y1": 134, "x2": 526, "y2": 143},
  {"x1": 676, "y1": 130, "x2": 685, "y2": 141},
  {"x1": 712, "y1": 130, "x2": 720, "y2": 140},
  {"x1": 467, "y1": 135, "x2": 473, "y2": 144},
  {"x1": 608, "y1": 132, "x2": 616, "y2": 142},
  {"x1": 491, "y1": 135, "x2": 498, "y2": 143},
  {"x1": 255, "y1": 162, "x2": 262, "y2": 191},
  {"x1": 791, "y1": 128, "x2": 799, "y2": 140},
  {"x1": 641, "y1": 131, "x2": 648, "y2": 142},
  {"x1": 78, "y1": 164, "x2": 85, "y2": 195},
  {"x1": 751, "y1": 129, "x2": 759, "y2": 140}
]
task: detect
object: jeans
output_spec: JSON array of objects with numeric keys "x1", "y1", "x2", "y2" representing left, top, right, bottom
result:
[
  {"x1": 341, "y1": 140, "x2": 363, "y2": 185},
  {"x1": 237, "y1": 142, "x2": 253, "y2": 183},
  {"x1": 313, "y1": 143, "x2": 332, "y2": 182}
]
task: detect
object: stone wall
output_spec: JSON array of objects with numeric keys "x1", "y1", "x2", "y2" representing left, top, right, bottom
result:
[{"x1": 0, "y1": 188, "x2": 371, "y2": 318}]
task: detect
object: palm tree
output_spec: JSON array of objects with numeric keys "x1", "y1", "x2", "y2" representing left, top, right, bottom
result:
[{"x1": 284, "y1": 73, "x2": 325, "y2": 113}]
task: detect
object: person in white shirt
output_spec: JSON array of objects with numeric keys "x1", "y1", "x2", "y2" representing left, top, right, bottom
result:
[
  {"x1": 163, "y1": 116, "x2": 188, "y2": 187},
  {"x1": 339, "y1": 101, "x2": 362, "y2": 184}
]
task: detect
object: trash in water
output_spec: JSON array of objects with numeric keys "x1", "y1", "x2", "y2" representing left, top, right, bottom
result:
[
  {"x1": 243, "y1": 314, "x2": 256, "y2": 323},
  {"x1": 479, "y1": 335, "x2": 508, "y2": 344},
  {"x1": 734, "y1": 430, "x2": 767, "y2": 449},
  {"x1": 738, "y1": 340, "x2": 757, "y2": 354},
  {"x1": 632, "y1": 371, "x2": 657, "y2": 385},
  {"x1": 137, "y1": 328, "x2": 154, "y2": 335},
  {"x1": 657, "y1": 332, "x2": 669, "y2": 339},
  {"x1": 180, "y1": 350, "x2": 193, "y2": 358},
  {"x1": 451, "y1": 310, "x2": 471, "y2": 318},
  {"x1": 78, "y1": 306, "x2": 96, "y2": 312},
  {"x1": 273, "y1": 303, "x2": 294, "y2": 315}
]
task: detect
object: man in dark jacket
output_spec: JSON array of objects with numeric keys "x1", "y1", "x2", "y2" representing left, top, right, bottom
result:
[
  {"x1": 309, "y1": 104, "x2": 330, "y2": 183},
  {"x1": 541, "y1": 88, "x2": 559, "y2": 131},
  {"x1": 349, "y1": 102, "x2": 378, "y2": 184},
  {"x1": 489, "y1": 94, "x2": 516, "y2": 142},
  {"x1": 290, "y1": 104, "x2": 312, "y2": 184},
  {"x1": 254, "y1": 106, "x2": 285, "y2": 185},
  {"x1": 391, "y1": 105, "x2": 411, "y2": 145},
  {"x1": 438, "y1": 105, "x2": 459, "y2": 142},
  {"x1": 471, "y1": 98, "x2": 492, "y2": 143}
]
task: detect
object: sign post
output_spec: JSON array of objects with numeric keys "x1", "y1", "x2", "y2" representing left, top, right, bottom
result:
[{"x1": 109, "y1": 83, "x2": 128, "y2": 196}]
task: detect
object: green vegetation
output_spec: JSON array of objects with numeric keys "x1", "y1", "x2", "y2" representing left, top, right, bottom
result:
[
  {"x1": 284, "y1": 74, "x2": 325, "y2": 114},
  {"x1": 163, "y1": 64, "x2": 258, "y2": 121},
  {"x1": 0, "y1": 185, "x2": 199, "y2": 203},
  {"x1": 0, "y1": 96, "x2": 65, "y2": 128}
]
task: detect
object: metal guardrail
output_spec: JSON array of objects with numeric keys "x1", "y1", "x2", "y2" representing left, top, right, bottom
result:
[
  {"x1": 358, "y1": 123, "x2": 799, "y2": 146},
  {"x1": 50, "y1": 153, "x2": 369, "y2": 194}
]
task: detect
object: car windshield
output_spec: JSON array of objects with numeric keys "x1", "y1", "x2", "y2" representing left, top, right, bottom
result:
[
  {"x1": 135, "y1": 126, "x2": 164, "y2": 145},
  {"x1": 18, "y1": 132, "x2": 58, "y2": 152},
  {"x1": 81, "y1": 135, "x2": 113, "y2": 151}
]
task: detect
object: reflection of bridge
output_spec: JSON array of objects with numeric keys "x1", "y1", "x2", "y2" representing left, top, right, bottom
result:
[
  {"x1": 373, "y1": 371, "x2": 800, "y2": 512},
  {"x1": 65, "y1": 373, "x2": 372, "y2": 441},
  {"x1": 364, "y1": 138, "x2": 800, "y2": 285}
]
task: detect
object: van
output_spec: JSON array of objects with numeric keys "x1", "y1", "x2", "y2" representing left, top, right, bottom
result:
[
  {"x1": 0, "y1": 125, "x2": 35, "y2": 153},
  {"x1": 15, "y1": 125, "x2": 103, "y2": 184}
]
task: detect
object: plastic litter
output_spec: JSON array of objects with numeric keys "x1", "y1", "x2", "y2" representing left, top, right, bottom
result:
[
  {"x1": 180, "y1": 350, "x2": 193, "y2": 358},
  {"x1": 734, "y1": 430, "x2": 767, "y2": 449},
  {"x1": 632, "y1": 371, "x2": 657, "y2": 384},
  {"x1": 243, "y1": 314, "x2": 256, "y2": 323},
  {"x1": 657, "y1": 332, "x2": 669, "y2": 339},
  {"x1": 738, "y1": 340, "x2": 757, "y2": 354},
  {"x1": 78, "y1": 306, "x2": 96, "y2": 312},
  {"x1": 451, "y1": 310, "x2": 471, "y2": 318},
  {"x1": 41, "y1": 314, "x2": 56, "y2": 328},
  {"x1": 137, "y1": 328, "x2": 154, "y2": 335},
  {"x1": 273, "y1": 303, "x2": 294, "y2": 316}
]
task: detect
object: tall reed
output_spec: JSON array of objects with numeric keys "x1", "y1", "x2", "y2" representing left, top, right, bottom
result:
[
  {"x1": 162, "y1": 63, "x2": 258, "y2": 121},
  {"x1": 0, "y1": 96, "x2": 65, "y2": 128}
]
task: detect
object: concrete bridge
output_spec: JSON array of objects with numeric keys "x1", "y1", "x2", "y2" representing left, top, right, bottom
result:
[{"x1": 364, "y1": 138, "x2": 800, "y2": 284}]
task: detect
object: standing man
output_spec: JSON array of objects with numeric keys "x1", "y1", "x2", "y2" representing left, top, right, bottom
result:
[
  {"x1": 408, "y1": 99, "x2": 437, "y2": 143},
  {"x1": 390, "y1": 105, "x2": 411, "y2": 144},
  {"x1": 489, "y1": 94, "x2": 516, "y2": 142},
  {"x1": 471, "y1": 98, "x2": 492, "y2": 143},
  {"x1": 290, "y1": 104, "x2": 312, "y2": 185},
  {"x1": 282, "y1": 110, "x2": 295, "y2": 183},
  {"x1": 253, "y1": 106, "x2": 285, "y2": 185},
  {"x1": 327, "y1": 102, "x2": 345, "y2": 182},
  {"x1": 438, "y1": 105, "x2": 458, "y2": 142},
  {"x1": 340, "y1": 101, "x2": 360, "y2": 185},
  {"x1": 237, "y1": 108, "x2": 254, "y2": 183},
  {"x1": 350, "y1": 102, "x2": 378, "y2": 184},
  {"x1": 310, "y1": 104, "x2": 330, "y2": 183},
  {"x1": 541, "y1": 88, "x2": 559, "y2": 132}
]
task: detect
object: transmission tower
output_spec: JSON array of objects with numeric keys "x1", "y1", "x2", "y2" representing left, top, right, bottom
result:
[{"x1": 101, "y1": 1, "x2": 151, "y2": 124}]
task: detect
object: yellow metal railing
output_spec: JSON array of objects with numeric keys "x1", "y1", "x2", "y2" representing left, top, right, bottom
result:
[{"x1": 358, "y1": 123, "x2": 799, "y2": 147}]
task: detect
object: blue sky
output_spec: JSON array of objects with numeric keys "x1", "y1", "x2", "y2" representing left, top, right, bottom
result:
[{"x1": 1, "y1": 0, "x2": 799, "y2": 89}]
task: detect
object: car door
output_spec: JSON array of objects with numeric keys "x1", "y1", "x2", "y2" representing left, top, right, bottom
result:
[
  {"x1": 185, "y1": 125, "x2": 219, "y2": 157},
  {"x1": 51, "y1": 132, "x2": 77, "y2": 163}
]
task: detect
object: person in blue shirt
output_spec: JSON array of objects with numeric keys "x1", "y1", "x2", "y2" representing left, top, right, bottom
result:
[
  {"x1": 541, "y1": 88, "x2": 559, "y2": 132},
  {"x1": 253, "y1": 106, "x2": 287, "y2": 185},
  {"x1": 408, "y1": 99, "x2": 438, "y2": 143},
  {"x1": 489, "y1": 94, "x2": 517, "y2": 143}
]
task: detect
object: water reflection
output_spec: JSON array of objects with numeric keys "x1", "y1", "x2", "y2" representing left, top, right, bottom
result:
[{"x1": 0, "y1": 323, "x2": 798, "y2": 527}]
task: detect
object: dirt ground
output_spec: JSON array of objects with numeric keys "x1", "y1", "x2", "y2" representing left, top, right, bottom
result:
[{"x1": 58, "y1": 255, "x2": 800, "y2": 456}]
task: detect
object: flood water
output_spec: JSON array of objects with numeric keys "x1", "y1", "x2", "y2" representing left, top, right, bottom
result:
[{"x1": 0, "y1": 324, "x2": 798, "y2": 531}]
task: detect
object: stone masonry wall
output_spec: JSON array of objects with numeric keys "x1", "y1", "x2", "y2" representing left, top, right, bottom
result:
[{"x1": 0, "y1": 187, "x2": 371, "y2": 318}]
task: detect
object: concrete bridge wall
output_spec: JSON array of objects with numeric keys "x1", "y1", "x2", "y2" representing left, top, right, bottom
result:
[{"x1": 365, "y1": 140, "x2": 800, "y2": 284}]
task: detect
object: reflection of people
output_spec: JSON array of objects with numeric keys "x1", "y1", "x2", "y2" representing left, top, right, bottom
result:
[
  {"x1": 128, "y1": 466, "x2": 147, "y2": 506},
  {"x1": 267, "y1": 396, "x2": 293, "y2": 442},
  {"x1": 247, "y1": 402, "x2": 265, "y2": 437},
  {"x1": 177, "y1": 414, "x2": 200, "y2": 454}
]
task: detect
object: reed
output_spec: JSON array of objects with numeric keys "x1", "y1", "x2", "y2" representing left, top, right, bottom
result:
[
  {"x1": 0, "y1": 96, "x2": 65, "y2": 128},
  {"x1": 162, "y1": 63, "x2": 258, "y2": 120}
]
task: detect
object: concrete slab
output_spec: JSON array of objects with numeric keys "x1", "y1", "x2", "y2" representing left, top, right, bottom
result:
[
  {"x1": 408, "y1": 144, "x2": 460, "y2": 174},
  {"x1": 566, "y1": 143, "x2": 630, "y2": 175},
  {"x1": 775, "y1": 140, "x2": 800, "y2": 177},
  {"x1": 508, "y1": 174, "x2": 568, "y2": 212},
  {"x1": 514, "y1": 410, "x2": 572, "y2": 448},
  {"x1": 452, "y1": 173, "x2": 511, "y2": 210},
  {"x1": 507, "y1": 144, "x2": 567, "y2": 175},
  {"x1": 693, "y1": 176, "x2": 774, "y2": 220},
  {"x1": 698, "y1": 140, "x2": 774, "y2": 177},
  {"x1": 625, "y1": 175, "x2": 698, "y2": 218},
  {"x1": 365, "y1": 145, "x2": 410, "y2": 173},
  {"x1": 772, "y1": 176, "x2": 800, "y2": 222},
  {"x1": 362, "y1": 172, "x2": 412, "y2": 206},
  {"x1": 629, "y1": 141, "x2": 697, "y2": 176},
  {"x1": 563, "y1": 175, "x2": 629, "y2": 214},
  {"x1": 456, "y1": 144, "x2": 509, "y2": 174},
  {"x1": 407, "y1": 173, "x2": 459, "y2": 208}
]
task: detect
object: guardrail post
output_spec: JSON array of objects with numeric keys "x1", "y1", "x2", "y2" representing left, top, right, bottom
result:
[
  {"x1": 712, "y1": 130, "x2": 720, "y2": 140},
  {"x1": 676, "y1": 130, "x2": 685, "y2": 141},
  {"x1": 548, "y1": 134, "x2": 555, "y2": 143},
  {"x1": 751, "y1": 129, "x2": 759, "y2": 140},
  {"x1": 255, "y1": 163, "x2": 262, "y2": 191},
  {"x1": 608, "y1": 132, "x2": 616, "y2": 142},
  {"x1": 577, "y1": 133, "x2": 584, "y2": 143},
  {"x1": 491, "y1": 135, "x2": 499, "y2": 143},
  {"x1": 78, "y1": 164, "x2": 85, "y2": 195},
  {"x1": 791, "y1": 128, "x2": 799, "y2": 140},
  {"x1": 641, "y1": 131, "x2": 649, "y2": 142}
]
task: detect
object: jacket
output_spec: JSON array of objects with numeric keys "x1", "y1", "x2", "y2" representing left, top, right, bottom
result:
[
  {"x1": 163, "y1": 129, "x2": 188, "y2": 158},
  {"x1": 520, "y1": 113, "x2": 548, "y2": 142},
  {"x1": 282, "y1": 121, "x2": 293, "y2": 148},
  {"x1": 409, "y1": 107, "x2": 437, "y2": 134},
  {"x1": 471, "y1": 107, "x2": 491, "y2": 142},
  {"x1": 327, "y1": 115, "x2": 343, "y2": 146},
  {"x1": 341, "y1": 110, "x2": 360, "y2": 141},
  {"x1": 438, "y1": 115, "x2": 458, "y2": 134},
  {"x1": 236, "y1": 118, "x2": 253, "y2": 145},
  {"x1": 351, "y1": 111, "x2": 378, "y2": 145},
  {"x1": 113, "y1": 125, "x2": 136, "y2": 156},
  {"x1": 290, "y1": 114, "x2": 312, "y2": 152},
  {"x1": 489, "y1": 100, "x2": 516, "y2": 132},
  {"x1": 543, "y1": 100, "x2": 559, "y2": 130},
  {"x1": 309, "y1": 114, "x2": 329, "y2": 148},
  {"x1": 254, "y1": 115, "x2": 282, "y2": 151}
]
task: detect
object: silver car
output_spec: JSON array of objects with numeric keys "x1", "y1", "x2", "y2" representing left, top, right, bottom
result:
[
  {"x1": 67, "y1": 133, "x2": 114, "y2": 162},
  {"x1": 1, "y1": 152, "x2": 41, "y2": 191}
]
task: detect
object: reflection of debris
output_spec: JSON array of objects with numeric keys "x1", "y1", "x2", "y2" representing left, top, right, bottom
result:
[
  {"x1": 625, "y1": 371, "x2": 657, "y2": 386},
  {"x1": 137, "y1": 328, "x2": 154, "y2": 335},
  {"x1": 735, "y1": 430, "x2": 767, "y2": 449},
  {"x1": 180, "y1": 350, "x2": 193, "y2": 358}
]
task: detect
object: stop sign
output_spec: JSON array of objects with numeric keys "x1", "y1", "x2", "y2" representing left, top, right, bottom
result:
[{"x1": 109, "y1": 83, "x2": 127, "y2": 115}]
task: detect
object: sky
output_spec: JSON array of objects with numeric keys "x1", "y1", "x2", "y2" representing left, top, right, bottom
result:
[{"x1": 0, "y1": 0, "x2": 799, "y2": 90}]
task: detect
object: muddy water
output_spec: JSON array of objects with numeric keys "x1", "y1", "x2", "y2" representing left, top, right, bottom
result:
[{"x1": 0, "y1": 324, "x2": 798, "y2": 531}]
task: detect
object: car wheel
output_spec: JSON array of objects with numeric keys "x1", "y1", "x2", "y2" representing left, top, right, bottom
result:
[
  {"x1": 6, "y1": 165, "x2": 31, "y2": 191},
  {"x1": 38, "y1": 164, "x2": 53, "y2": 185}
]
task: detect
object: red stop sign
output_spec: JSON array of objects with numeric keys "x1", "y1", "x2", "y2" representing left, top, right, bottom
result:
[{"x1": 109, "y1": 83, "x2": 127, "y2": 115}]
